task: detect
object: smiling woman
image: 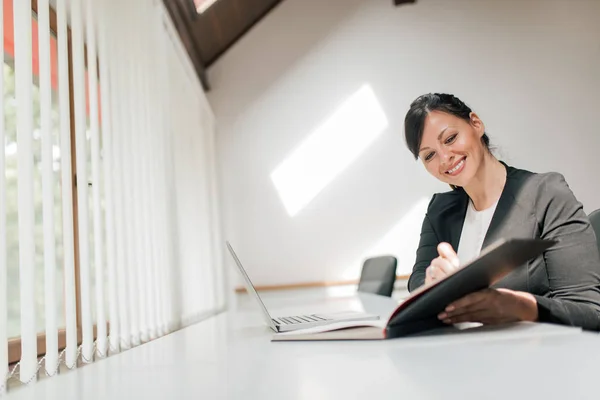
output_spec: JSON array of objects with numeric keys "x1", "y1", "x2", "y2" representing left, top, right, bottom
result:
[
  {"x1": 404, "y1": 93, "x2": 494, "y2": 191},
  {"x1": 403, "y1": 93, "x2": 600, "y2": 332}
]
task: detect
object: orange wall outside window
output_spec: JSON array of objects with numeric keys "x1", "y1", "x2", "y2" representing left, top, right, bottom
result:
[
  {"x1": 3, "y1": 0, "x2": 100, "y2": 120},
  {"x1": 3, "y1": 0, "x2": 60, "y2": 90}
]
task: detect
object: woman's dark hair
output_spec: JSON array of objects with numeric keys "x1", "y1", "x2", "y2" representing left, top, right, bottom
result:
[{"x1": 404, "y1": 93, "x2": 491, "y2": 160}]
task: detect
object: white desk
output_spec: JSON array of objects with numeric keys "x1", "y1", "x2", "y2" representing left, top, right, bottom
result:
[{"x1": 6, "y1": 292, "x2": 600, "y2": 399}]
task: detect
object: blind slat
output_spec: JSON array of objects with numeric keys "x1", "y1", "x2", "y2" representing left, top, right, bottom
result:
[
  {"x1": 85, "y1": 0, "x2": 107, "y2": 355},
  {"x1": 0, "y1": 0, "x2": 7, "y2": 391},
  {"x1": 120, "y1": 0, "x2": 141, "y2": 346},
  {"x1": 37, "y1": 0, "x2": 59, "y2": 372},
  {"x1": 71, "y1": 0, "x2": 93, "y2": 360},
  {"x1": 206, "y1": 118, "x2": 225, "y2": 310},
  {"x1": 148, "y1": 51, "x2": 162, "y2": 337},
  {"x1": 57, "y1": 0, "x2": 78, "y2": 368},
  {"x1": 158, "y1": 12, "x2": 174, "y2": 334},
  {"x1": 149, "y1": 33, "x2": 165, "y2": 335},
  {"x1": 163, "y1": 25, "x2": 180, "y2": 333},
  {"x1": 140, "y1": 0, "x2": 157, "y2": 339},
  {"x1": 159, "y1": 128, "x2": 172, "y2": 334},
  {"x1": 108, "y1": 2, "x2": 131, "y2": 350},
  {"x1": 154, "y1": 23, "x2": 166, "y2": 335},
  {"x1": 98, "y1": 0, "x2": 120, "y2": 353},
  {"x1": 13, "y1": 0, "x2": 37, "y2": 381},
  {"x1": 151, "y1": 123, "x2": 165, "y2": 336},
  {"x1": 130, "y1": 0, "x2": 148, "y2": 342},
  {"x1": 147, "y1": 6, "x2": 160, "y2": 337}
]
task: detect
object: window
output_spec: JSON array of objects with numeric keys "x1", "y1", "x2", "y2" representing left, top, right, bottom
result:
[
  {"x1": 84, "y1": 59, "x2": 106, "y2": 326},
  {"x1": 4, "y1": 0, "x2": 64, "y2": 339},
  {"x1": 2, "y1": 0, "x2": 225, "y2": 388},
  {"x1": 3, "y1": 0, "x2": 103, "y2": 365}
]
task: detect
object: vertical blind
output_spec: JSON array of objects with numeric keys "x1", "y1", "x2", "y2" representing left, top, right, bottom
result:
[
  {"x1": 0, "y1": 0, "x2": 7, "y2": 390},
  {"x1": 1, "y1": 0, "x2": 224, "y2": 391},
  {"x1": 13, "y1": 0, "x2": 37, "y2": 382}
]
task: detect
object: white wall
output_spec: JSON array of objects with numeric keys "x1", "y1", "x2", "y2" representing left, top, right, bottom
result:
[{"x1": 208, "y1": 0, "x2": 600, "y2": 287}]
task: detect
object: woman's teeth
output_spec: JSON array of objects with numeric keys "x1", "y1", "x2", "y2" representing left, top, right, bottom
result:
[{"x1": 447, "y1": 159, "x2": 464, "y2": 174}]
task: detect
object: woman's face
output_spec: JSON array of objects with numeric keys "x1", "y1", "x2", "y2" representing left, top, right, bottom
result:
[{"x1": 417, "y1": 110, "x2": 486, "y2": 188}]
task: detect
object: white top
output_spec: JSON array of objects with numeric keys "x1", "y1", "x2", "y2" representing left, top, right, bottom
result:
[{"x1": 457, "y1": 199, "x2": 499, "y2": 264}]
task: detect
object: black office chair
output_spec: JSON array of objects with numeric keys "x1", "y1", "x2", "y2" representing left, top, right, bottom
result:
[
  {"x1": 588, "y1": 209, "x2": 600, "y2": 254},
  {"x1": 357, "y1": 255, "x2": 398, "y2": 297}
]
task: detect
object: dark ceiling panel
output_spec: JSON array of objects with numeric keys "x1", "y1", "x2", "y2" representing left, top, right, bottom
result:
[
  {"x1": 163, "y1": 0, "x2": 210, "y2": 90},
  {"x1": 165, "y1": 0, "x2": 417, "y2": 90},
  {"x1": 163, "y1": 0, "x2": 282, "y2": 90},
  {"x1": 194, "y1": 0, "x2": 283, "y2": 67}
]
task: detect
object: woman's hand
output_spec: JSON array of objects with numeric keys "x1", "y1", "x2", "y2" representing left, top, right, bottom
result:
[
  {"x1": 425, "y1": 242, "x2": 460, "y2": 285},
  {"x1": 438, "y1": 288, "x2": 539, "y2": 325}
]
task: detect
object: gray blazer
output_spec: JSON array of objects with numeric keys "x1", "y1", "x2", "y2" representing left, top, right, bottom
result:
[{"x1": 408, "y1": 162, "x2": 600, "y2": 331}]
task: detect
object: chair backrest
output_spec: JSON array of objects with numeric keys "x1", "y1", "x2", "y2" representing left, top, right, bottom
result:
[
  {"x1": 357, "y1": 255, "x2": 398, "y2": 297},
  {"x1": 588, "y1": 209, "x2": 600, "y2": 255}
]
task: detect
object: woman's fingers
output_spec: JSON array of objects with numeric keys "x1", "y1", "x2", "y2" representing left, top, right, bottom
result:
[
  {"x1": 445, "y1": 290, "x2": 490, "y2": 312},
  {"x1": 426, "y1": 243, "x2": 460, "y2": 285},
  {"x1": 425, "y1": 265, "x2": 437, "y2": 284},
  {"x1": 441, "y1": 309, "x2": 501, "y2": 325},
  {"x1": 430, "y1": 256, "x2": 456, "y2": 275},
  {"x1": 438, "y1": 293, "x2": 488, "y2": 321},
  {"x1": 437, "y1": 242, "x2": 460, "y2": 268},
  {"x1": 437, "y1": 289, "x2": 527, "y2": 325}
]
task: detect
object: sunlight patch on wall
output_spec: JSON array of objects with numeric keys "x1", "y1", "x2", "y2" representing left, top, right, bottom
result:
[{"x1": 271, "y1": 84, "x2": 388, "y2": 217}]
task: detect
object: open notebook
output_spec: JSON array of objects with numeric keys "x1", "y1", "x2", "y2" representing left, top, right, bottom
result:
[{"x1": 272, "y1": 238, "x2": 556, "y2": 341}]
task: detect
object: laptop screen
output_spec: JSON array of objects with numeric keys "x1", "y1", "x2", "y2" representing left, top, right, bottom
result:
[{"x1": 226, "y1": 241, "x2": 278, "y2": 330}]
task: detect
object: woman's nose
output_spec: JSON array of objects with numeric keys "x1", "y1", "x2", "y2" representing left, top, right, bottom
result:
[{"x1": 438, "y1": 149, "x2": 452, "y2": 164}]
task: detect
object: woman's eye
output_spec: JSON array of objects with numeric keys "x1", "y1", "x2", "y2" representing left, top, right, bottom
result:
[
  {"x1": 445, "y1": 134, "x2": 457, "y2": 144},
  {"x1": 424, "y1": 152, "x2": 435, "y2": 161}
]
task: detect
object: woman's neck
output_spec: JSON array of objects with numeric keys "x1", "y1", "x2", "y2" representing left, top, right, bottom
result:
[{"x1": 463, "y1": 154, "x2": 506, "y2": 211}]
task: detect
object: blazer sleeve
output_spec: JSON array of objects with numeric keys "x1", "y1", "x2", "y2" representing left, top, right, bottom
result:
[
  {"x1": 408, "y1": 196, "x2": 440, "y2": 292},
  {"x1": 532, "y1": 172, "x2": 600, "y2": 331}
]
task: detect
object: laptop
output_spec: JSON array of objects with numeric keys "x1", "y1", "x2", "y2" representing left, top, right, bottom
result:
[{"x1": 226, "y1": 241, "x2": 380, "y2": 332}]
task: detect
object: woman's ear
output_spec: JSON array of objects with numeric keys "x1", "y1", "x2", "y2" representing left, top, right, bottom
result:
[{"x1": 469, "y1": 112, "x2": 485, "y2": 138}]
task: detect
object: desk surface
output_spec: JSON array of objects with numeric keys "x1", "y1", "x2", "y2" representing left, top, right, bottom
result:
[{"x1": 6, "y1": 292, "x2": 600, "y2": 399}]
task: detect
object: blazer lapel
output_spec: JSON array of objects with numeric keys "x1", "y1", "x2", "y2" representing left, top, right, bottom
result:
[
  {"x1": 446, "y1": 189, "x2": 469, "y2": 251},
  {"x1": 482, "y1": 162, "x2": 518, "y2": 248}
]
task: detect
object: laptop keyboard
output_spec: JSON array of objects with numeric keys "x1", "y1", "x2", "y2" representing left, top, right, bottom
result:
[{"x1": 272, "y1": 314, "x2": 331, "y2": 326}]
